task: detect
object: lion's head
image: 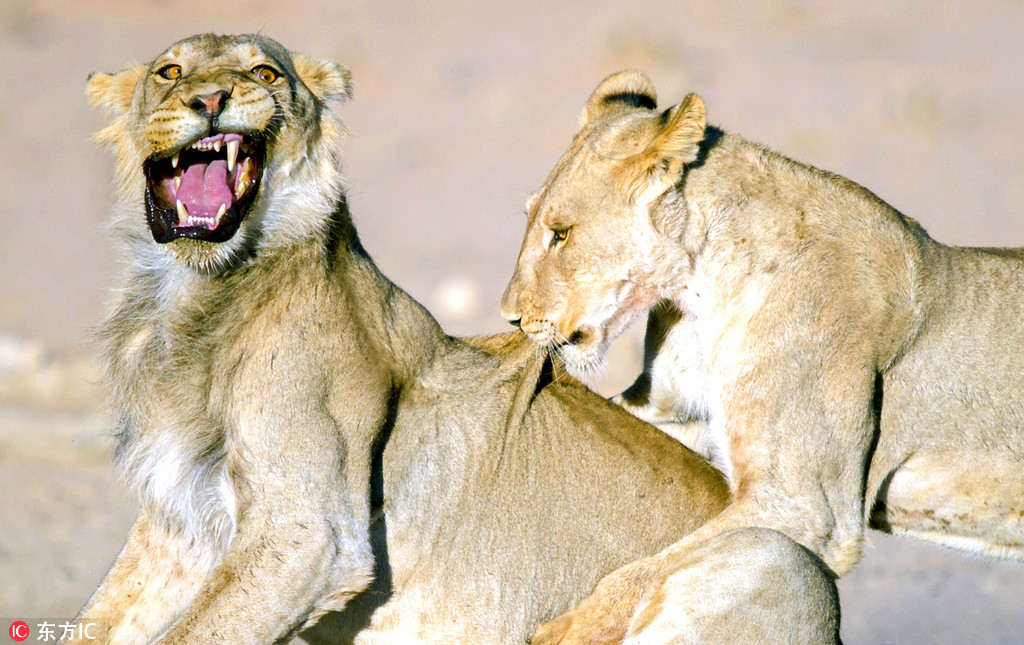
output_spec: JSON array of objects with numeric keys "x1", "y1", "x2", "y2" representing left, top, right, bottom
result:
[
  {"x1": 501, "y1": 72, "x2": 706, "y2": 376},
  {"x1": 88, "y1": 33, "x2": 352, "y2": 272}
]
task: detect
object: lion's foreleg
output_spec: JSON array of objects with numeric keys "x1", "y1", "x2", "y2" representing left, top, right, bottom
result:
[
  {"x1": 64, "y1": 514, "x2": 219, "y2": 644},
  {"x1": 531, "y1": 350, "x2": 877, "y2": 644},
  {"x1": 149, "y1": 415, "x2": 377, "y2": 644},
  {"x1": 152, "y1": 496, "x2": 373, "y2": 643},
  {"x1": 622, "y1": 528, "x2": 840, "y2": 645},
  {"x1": 529, "y1": 502, "x2": 844, "y2": 645}
]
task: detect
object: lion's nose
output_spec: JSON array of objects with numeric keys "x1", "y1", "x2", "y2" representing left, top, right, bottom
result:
[
  {"x1": 500, "y1": 300, "x2": 523, "y2": 329},
  {"x1": 500, "y1": 283, "x2": 523, "y2": 329},
  {"x1": 189, "y1": 90, "x2": 230, "y2": 117}
]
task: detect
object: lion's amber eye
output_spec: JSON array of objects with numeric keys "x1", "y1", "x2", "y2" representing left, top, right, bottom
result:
[
  {"x1": 252, "y1": 65, "x2": 280, "y2": 83},
  {"x1": 550, "y1": 227, "x2": 570, "y2": 248},
  {"x1": 157, "y1": 64, "x2": 182, "y2": 80}
]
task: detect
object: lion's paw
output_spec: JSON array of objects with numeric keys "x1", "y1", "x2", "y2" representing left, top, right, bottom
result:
[{"x1": 530, "y1": 562, "x2": 656, "y2": 645}]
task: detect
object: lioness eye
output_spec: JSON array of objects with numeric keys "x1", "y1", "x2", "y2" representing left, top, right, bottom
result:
[
  {"x1": 252, "y1": 65, "x2": 280, "y2": 83},
  {"x1": 549, "y1": 227, "x2": 570, "y2": 248},
  {"x1": 157, "y1": 64, "x2": 182, "y2": 80}
]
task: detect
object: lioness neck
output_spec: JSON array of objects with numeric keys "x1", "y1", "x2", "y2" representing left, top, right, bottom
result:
[{"x1": 656, "y1": 130, "x2": 929, "y2": 343}]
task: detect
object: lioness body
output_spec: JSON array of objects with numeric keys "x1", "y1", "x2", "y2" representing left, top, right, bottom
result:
[
  {"x1": 73, "y1": 36, "x2": 836, "y2": 645},
  {"x1": 630, "y1": 190, "x2": 1024, "y2": 557},
  {"x1": 502, "y1": 72, "x2": 1023, "y2": 642},
  {"x1": 303, "y1": 335, "x2": 738, "y2": 643}
]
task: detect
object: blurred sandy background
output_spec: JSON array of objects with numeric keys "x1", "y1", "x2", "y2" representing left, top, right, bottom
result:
[{"x1": 2, "y1": 1, "x2": 1023, "y2": 642}]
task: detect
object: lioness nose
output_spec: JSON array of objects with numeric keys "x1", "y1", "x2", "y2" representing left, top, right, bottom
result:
[
  {"x1": 189, "y1": 90, "x2": 230, "y2": 117},
  {"x1": 500, "y1": 302, "x2": 523, "y2": 329},
  {"x1": 500, "y1": 286, "x2": 523, "y2": 328}
]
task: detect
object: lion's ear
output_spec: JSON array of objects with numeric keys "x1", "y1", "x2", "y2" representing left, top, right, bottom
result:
[
  {"x1": 583, "y1": 71, "x2": 658, "y2": 123},
  {"x1": 87, "y1": 65, "x2": 145, "y2": 116},
  {"x1": 616, "y1": 93, "x2": 706, "y2": 205},
  {"x1": 647, "y1": 93, "x2": 706, "y2": 167},
  {"x1": 293, "y1": 55, "x2": 353, "y2": 103}
]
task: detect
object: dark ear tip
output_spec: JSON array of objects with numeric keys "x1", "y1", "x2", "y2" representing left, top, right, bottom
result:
[
  {"x1": 601, "y1": 91, "x2": 657, "y2": 111},
  {"x1": 585, "y1": 71, "x2": 657, "y2": 122}
]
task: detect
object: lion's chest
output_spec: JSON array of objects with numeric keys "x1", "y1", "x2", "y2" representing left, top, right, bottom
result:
[{"x1": 111, "y1": 320, "x2": 249, "y2": 548}]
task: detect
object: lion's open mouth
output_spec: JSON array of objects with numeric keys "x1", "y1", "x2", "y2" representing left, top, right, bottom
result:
[{"x1": 144, "y1": 133, "x2": 265, "y2": 244}]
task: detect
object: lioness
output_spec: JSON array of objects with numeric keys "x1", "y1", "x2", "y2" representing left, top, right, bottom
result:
[
  {"x1": 73, "y1": 36, "x2": 839, "y2": 644},
  {"x1": 502, "y1": 71, "x2": 1024, "y2": 643}
]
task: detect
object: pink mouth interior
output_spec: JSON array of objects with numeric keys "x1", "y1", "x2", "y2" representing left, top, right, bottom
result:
[
  {"x1": 153, "y1": 133, "x2": 250, "y2": 226},
  {"x1": 176, "y1": 159, "x2": 233, "y2": 216}
]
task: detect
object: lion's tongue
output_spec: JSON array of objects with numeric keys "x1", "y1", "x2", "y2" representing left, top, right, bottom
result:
[{"x1": 177, "y1": 160, "x2": 233, "y2": 216}]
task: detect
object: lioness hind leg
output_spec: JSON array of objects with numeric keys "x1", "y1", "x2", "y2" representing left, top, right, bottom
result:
[
  {"x1": 64, "y1": 514, "x2": 219, "y2": 643},
  {"x1": 873, "y1": 451, "x2": 1024, "y2": 561},
  {"x1": 623, "y1": 528, "x2": 840, "y2": 645}
]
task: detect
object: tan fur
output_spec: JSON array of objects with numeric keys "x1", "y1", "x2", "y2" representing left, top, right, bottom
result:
[
  {"x1": 69, "y1": 37, "x2": 806, "y2": 644},
  {"x1": 502, "y1": 70, "x2": 1024, "y2": 643}
]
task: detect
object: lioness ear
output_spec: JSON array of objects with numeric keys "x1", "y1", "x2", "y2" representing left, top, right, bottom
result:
[
  {"x1": 293, "y1": 54, "x2": 353, "y2": 103},
  {"x1": 616, "y1": 93, "x2": 706, "y2": 204},
  {"x1": 648, "y1": 93, "x2": 706, "y2": 167},
  {"x1": 583, "y1": 71, "x2": 658, "y2": 124},
  {"x1": 87, "y1": 65, "x2": 145, "y2": 116}
]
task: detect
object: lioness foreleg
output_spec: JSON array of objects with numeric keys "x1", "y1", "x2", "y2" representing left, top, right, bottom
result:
[
  {"x1": 622, "y1": 528, "x2": 839, "y2": 645},
  {"x1": 532, "y1": 342, "x2": 875, "y2": 644},
  {"x1": 64, "y1": 515, "x2": 218, "y2": 644},
  {"x1": 154, "y1": 510, "x2": 371, "y2": 644},
  {"x1": 529, "y1": 505, "x2": 843, "y2": 645},
  {"x1": 150, "y1": 416, "x2": 377, "y2": 644}
]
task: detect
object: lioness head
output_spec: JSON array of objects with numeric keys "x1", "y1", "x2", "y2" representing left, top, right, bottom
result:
[
  {"x1": 501, "y1": 72, "x2": 706, "y2": 376},
  {"x1": 88, "y1": 33, "x2": 352, "y2": 272}
]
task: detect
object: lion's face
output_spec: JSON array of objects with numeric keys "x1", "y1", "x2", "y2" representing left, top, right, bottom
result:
[
  {"x1": 501, "y1": 72, "x2": 706, "y2": 376},
  {"x1": 500, "y1": 132, "x2": 657, "y2": 376},
  {"x1": 88, "y1": 34, "x2": 352, "y2": 272}
]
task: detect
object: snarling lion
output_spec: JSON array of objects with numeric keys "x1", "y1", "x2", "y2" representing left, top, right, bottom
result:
[
  {"x1": 502, "y1": 71, "x2": 1024, "y2": 643},
  {"x1": 68, "y1": 36, "x2": 839, "y2": 644}
]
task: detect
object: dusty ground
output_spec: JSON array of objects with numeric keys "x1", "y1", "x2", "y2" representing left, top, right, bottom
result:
[{"x1": 1, "y1": 1, "x2": 1022, "y2": 642}]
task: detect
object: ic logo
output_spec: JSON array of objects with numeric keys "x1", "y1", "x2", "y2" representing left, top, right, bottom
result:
[{"x1": 9, "y1": 621, "x2": 29, "y2": 642}]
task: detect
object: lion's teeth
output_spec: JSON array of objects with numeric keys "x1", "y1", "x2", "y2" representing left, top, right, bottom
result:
[
  {"x1": 234, "y1": 160, "x2": 252, "y2": 198},
  {"x1": 213, "y1": 140, "x2": 222, "y2": 153},
  {"x1": 176, "y1": 200, "x2": 189, "y2": 224},
  {"x1": 216, "y1": 203, "x2": 226, "y2": 225},
  {"x1": 171, "y1": 152, "x2": 179, "y2": 168},
  {"x1": 173, "y1": 175, "x2": 181, "y2": 192},
  {"x1": 226, "y1": 139, "x2": 239, "y2": 173}
]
